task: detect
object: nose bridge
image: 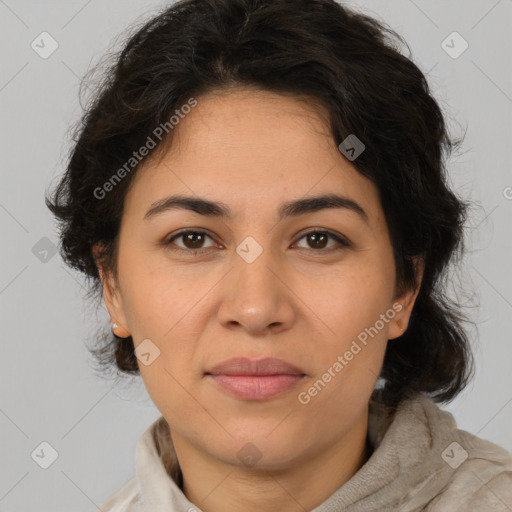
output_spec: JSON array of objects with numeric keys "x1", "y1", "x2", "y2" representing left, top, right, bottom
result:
[
  {"x1": 217, "y1": 233, "x2": 294, "y2": 332},
  {"x1": 233, "y1": 233, "x2": 281, "y2": 299}
]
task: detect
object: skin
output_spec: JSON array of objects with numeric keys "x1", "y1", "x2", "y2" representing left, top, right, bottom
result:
[{"x1": 95, "y1": 87, "x2": 423, "y2": 512}]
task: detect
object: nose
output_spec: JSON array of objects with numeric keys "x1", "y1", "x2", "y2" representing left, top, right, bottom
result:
[{"x1": 216, "y1": 244, "x2": 296, "y2": 336}]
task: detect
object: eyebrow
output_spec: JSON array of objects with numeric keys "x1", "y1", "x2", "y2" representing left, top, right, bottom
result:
[{"x1": 143, "y1": 193, "x2": 369, "y2": 225}]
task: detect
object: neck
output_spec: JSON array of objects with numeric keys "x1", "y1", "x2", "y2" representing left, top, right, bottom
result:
[{"x1": 170, "y1": 409, "x2": 369, "y2": 512}]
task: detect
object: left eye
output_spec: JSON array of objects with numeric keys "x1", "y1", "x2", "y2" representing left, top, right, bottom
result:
[
  {"x1": 294, "y1": 230, "x2": 350, "y2": 251},
  {"x1": 165, "y1": 229, "x2": 350, "y2": 254}
]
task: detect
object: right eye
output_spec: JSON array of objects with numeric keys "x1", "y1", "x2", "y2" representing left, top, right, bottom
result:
[{"x1": 165, "y1": 229, "x2": 219, "y2": 255}]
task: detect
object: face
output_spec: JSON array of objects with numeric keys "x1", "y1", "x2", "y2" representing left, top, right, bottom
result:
[{"x1": 97, "y1": 87, "x2": 421, "y2": 471}]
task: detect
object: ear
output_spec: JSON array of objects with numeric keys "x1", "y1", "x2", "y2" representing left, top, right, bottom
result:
[
  {"x1": 387, "y1": 256, "x2": 424, "y2": 340},
  {"x1": 93, "y1": 243, "x2": 131, "y2": 338}
]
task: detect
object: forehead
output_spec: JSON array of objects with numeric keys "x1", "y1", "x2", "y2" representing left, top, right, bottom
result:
[{"x1": 123, "y1": 88, "x2": 384, "y2": 228}]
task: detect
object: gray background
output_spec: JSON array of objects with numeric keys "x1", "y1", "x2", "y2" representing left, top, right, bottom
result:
[{"x1": 1, "y1": 0, "x2": 511, "y2": 510}]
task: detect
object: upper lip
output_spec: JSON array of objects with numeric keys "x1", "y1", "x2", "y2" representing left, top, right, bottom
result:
[{"x1": 205, "y1": 357, "x2": 306, "y2": 376}]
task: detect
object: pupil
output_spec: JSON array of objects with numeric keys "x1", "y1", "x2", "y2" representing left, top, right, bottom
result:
[
  {"x1": 309, "y1": 233, "x2": 327, "y2": 249},
  {"x1": 186, "y1": 233, "x2": 203, "y2": 248}
]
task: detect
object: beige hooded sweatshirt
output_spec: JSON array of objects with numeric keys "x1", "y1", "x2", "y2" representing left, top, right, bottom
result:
[{"x1": 94, "y1": 393, "x2": 512, "y2": 511}]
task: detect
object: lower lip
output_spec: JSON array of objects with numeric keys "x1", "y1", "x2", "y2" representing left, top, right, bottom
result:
[{"x1": 206, "y1": 374, "x2": 305, "y2": 400}]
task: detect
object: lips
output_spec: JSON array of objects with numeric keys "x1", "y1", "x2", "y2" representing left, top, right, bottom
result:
[
  {"x1": 205, "y1": 357, "x2": 306, "y2": 376},
  {"x1": 205, "y1": 357, "x2": 306, "y2": 401}
]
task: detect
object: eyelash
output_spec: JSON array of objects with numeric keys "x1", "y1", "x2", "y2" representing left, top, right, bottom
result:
[{"x1": 164, "y1": 229, "x2": 351, "y2": 256}]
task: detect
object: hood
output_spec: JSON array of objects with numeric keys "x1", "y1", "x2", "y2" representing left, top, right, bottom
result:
[{"x1": 97, "y1": 393, "x2": 512, "y2": 511}]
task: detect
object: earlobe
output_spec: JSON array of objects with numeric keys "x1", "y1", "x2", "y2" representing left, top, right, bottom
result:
[{"x1": 93, "y1": 244, "x2": 131, "y2": 338}]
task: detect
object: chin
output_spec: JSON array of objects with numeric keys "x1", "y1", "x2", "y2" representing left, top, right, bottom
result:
[{"x1": 212, "y1": 429, "x2": 310, "y2": 471}]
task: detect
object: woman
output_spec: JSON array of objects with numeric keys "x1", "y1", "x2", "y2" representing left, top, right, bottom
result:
[{"x1": 46, "y1": 0, "x2": 512, "y2": 510}]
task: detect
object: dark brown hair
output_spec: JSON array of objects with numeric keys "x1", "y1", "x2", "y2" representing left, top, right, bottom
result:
[{"x1": 46, "y1": 0, "x2": 474, "y2": 405}]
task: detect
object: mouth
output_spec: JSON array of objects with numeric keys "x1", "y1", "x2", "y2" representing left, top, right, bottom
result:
[
  {"x1": 205, "y1": 374, "x2": 306, "y2": 400},
  {"x1": 204, "y1": 357, "x2": 306, "y2": 401}
]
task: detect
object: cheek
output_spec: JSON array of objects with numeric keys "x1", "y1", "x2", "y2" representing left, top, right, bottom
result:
[
  {"x1": 117, "y1": 253, "x2": 207, "y2": 389},
  {"x1": 301, "y1": 260, "x2": 393, "y2": 400},
  {"x1": 312, "y1": 263, "x2": 394, "y2": 344},
  {"x1": 116, "y1": 247, "x2": 189, "y2": 338}
]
